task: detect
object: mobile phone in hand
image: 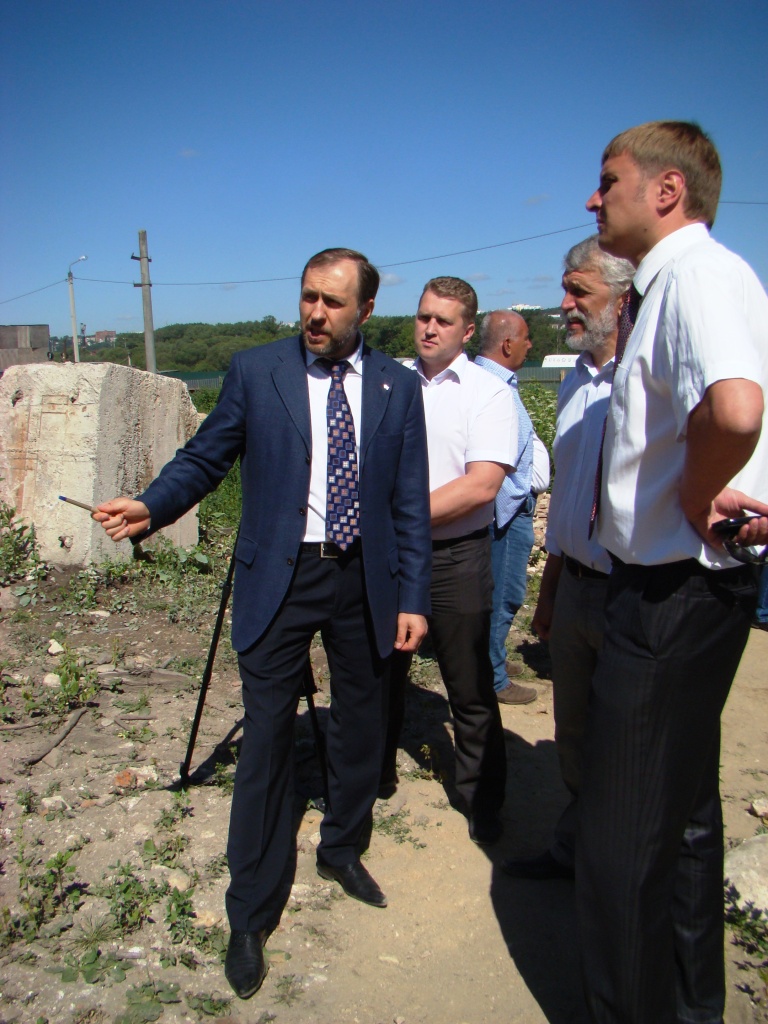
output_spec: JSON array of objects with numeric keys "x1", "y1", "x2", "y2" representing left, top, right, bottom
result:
[{"x1": 711, "y1": 514, "x2": 761, "y2": 538}]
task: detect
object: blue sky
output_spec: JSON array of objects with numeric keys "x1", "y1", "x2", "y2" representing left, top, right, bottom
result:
[{"x1": 2, "y1": 0, "x2": 766, "y2": 338}]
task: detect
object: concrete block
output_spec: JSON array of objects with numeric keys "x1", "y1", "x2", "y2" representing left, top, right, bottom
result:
[{"x1": 0, "y1": 363, "x2": 200, "y2": 565}]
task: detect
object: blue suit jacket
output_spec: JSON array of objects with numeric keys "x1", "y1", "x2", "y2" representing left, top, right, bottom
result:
[{"x1": 139, "y1": 335, "x2": 432, "y2": 657}]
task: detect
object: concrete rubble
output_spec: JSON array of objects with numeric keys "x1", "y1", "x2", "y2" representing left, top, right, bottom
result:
[{"x1": 0, "y1": 362, "x2": 199, "y2": 565}]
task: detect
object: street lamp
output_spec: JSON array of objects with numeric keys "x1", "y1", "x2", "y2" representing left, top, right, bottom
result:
[{"x1": 67, "y1": 255, "x2": 87, "y2": 362}]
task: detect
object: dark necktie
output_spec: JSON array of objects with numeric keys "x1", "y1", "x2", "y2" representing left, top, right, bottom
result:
[
  {"x1": 588, "y1": 284, "x2": 642, "y2": 538},
  {"x1": 320, "y1": 359, "x2": 360, "y2": 549}
]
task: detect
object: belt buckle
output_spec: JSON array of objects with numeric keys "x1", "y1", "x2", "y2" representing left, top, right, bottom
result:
[{"x1": 320, "y1": 542, "x2": 339, "y2": 559}]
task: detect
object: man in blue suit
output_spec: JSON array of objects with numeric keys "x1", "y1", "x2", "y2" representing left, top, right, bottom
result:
[{"x1": 94, "y1": 249, "x2": 431, "y2": 1000}]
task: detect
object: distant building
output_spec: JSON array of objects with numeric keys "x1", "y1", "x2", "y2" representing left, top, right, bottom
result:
[
  {"x1": 0, "y1": 325, "x2": 51, "y2": 372},
  {"x1": 510, "y1": 304, "x2": 543, "y2": 312},
  {"x1": 94, "y1": 330, "x2": 116, "y2": 346}
]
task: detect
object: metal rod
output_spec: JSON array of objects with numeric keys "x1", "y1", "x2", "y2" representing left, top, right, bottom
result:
[{"x1": 179, "y1": 530, "x2": 239, "y2": 786}]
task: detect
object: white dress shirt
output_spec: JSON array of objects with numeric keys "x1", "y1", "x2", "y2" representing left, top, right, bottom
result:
[
  {"x1": 414, "y1": 352, "x2": 517, "y2": 541},
  {"x1": 304, "y1": 341, "x2": 363, "y2": 543},
  {"x1": 546, "y1": 353, "x2": 614, "y2": 574},
  {"x1": 599, "y1": 223, "x2": 768, "y2": 568},
  {"x1": 531, "y1": 434, "x2": 551, "y2": 495}
]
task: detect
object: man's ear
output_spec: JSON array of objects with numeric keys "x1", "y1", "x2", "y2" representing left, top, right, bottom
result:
[
  {"x1": 657, "y1": 169, "x2": 686, "y2": 212},
  {"x1": 358, "y1": 298, "x2": 375, "y2": 327},
  {"x1": 462, "y1": 320, "x2": 476, "y2": 344}
]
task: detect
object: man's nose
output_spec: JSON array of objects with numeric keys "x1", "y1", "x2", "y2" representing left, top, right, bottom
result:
[
  {"x1": 586, "y1": 189, "x2": 601, "y2": 212},
  {"x1": 561, "y1": 292, "x2": 575, "y2": 312}
]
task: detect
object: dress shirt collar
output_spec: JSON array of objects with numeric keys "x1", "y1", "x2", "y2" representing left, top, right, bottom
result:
[
  {"x1": 473, "y1": 354, "x2": 517, "y2": 387},
  {"x1": 304, "y1": 332, "x2": 364, "y2": 375},
  {"x1": 634, "y1": 223, "x2": 710, "y2": 297},
  {"x1": 575, "y1": 350, "x2": 615, "y2": 383},
  {"x1": 414, "y1": 350, "x2": 469, "y2": 385}
]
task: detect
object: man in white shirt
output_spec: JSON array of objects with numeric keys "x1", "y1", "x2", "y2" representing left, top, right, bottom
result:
[
  {"x1": 578, "y1": 121, "x2": 768, "y2": 1024},
  {"x1": 475, "y1": 310, "x2": 547, "y2": 705},
  {"x1": 502, "y1": 236, "x2": 632, "y2": 880},
  {"x1": 382, "y1": 277, "x2": 517, "y2": 845}
]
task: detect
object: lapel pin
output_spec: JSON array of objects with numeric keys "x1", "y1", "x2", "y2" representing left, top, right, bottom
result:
[{"x1": 382, "y1": 382, "x2": 391, "y2": 391}]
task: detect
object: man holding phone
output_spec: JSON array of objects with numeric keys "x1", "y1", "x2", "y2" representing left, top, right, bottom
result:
[{"x1": 577, "y1": 121, "x2": 768, "y2": 1024}]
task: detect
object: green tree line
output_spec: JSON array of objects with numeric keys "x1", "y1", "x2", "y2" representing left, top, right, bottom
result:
[{"x1": 72, "y1": 308, "x2": 565, "y2": 374}]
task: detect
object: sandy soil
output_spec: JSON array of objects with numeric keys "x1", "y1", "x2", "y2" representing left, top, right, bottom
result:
[{"x1": 0, "y1": 560, "x2": 766, "y2": 1024}]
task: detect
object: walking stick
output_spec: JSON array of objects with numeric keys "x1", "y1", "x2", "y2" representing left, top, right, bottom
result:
[
  {"x1": 179, "y1": 529, "x2": 239, "y2": 786},
  {"x1": 179, "y1": 532, "x2": 331, "y2": 805},
  {"x1": 303, "y1": 658, "x2": 330, "y2": 812}
]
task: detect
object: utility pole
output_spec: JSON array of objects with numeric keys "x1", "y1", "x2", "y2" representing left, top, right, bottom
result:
[{"x1": 131, "y1": 229, "x2": 157, "y2": 374}]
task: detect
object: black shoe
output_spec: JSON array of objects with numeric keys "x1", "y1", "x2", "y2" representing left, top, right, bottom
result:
[
  {"x1": 468, "y1": 812, "x2": 503, "y2": 846},
  {"x1": 501, "y1": 849, "x2": 574, "y2": 880},
  {"x1": 316, "y1": 857, "x2": 387, "y2": 907},
  {"x1": 224, "y1": 929, "x2": 268, "y2": 999}
]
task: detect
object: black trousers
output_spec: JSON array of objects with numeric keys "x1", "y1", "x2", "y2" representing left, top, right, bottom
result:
[
  {"x1": 384, "y1": 533, "x2": 506, "y2": 816},
  {"x1": 576, "y1": 559, "x2": 756, "y2": 1024},
  {"x1": 225, "y1": 544, "x2": 389, "y2": 932}
]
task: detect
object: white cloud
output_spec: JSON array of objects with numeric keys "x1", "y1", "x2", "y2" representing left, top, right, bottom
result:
[
  {"x1": 488, "y1": 287, "x2": 515, "y2": 296},
  {"x1": 380, "y1": 273, "x2": 405, "y2": 287},
  {"x1": 525, "y1": 193, "x2": 550, "y2": 205},
  {"x1": 466, "y1": 273, "x2": 490, "y2": 282},
  {"x1": 116, "y1": 313, "x2": 138, "y2": 322}
]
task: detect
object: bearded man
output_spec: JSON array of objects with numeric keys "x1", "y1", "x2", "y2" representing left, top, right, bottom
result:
[{"x1": 503, "y1": 235, "x2": 633, "y2": 879}]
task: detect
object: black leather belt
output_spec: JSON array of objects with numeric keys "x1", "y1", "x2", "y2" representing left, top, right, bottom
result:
[
  {"x1": 301, "y1": 540, "x2": 361, "y2": 560},
  {"x1": 564, "y1": 555, "x2": 610, "y2": 580},
  {"x1": 432, "y1": 528, "x2": 488, "y2": 551}
]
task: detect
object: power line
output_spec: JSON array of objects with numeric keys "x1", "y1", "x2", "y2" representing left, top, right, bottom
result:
[
  {"x1": 1, "y1": 207, "x2": 766, "y2": 305},
  {"x1": 378, "y1": 222, "x2": 593, "y2": 268},
  {"x1": 0, "y1": 278, "x2": 65, "y2": 305}
]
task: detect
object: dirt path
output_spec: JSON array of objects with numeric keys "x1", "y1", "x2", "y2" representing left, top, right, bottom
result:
[{"x1": 0, "y1": 570, "x2": 766, "y2": 1024}]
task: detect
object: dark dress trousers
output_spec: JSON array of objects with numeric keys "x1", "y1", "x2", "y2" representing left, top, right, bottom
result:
[{"x1": 138, "y1": 335, "x2": 432, "y2": 930}]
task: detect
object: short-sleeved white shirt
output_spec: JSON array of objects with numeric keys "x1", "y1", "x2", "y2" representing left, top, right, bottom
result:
[
  {"x1": 414, "y1": 352, "x2": 517, "y2": 541},
  {"x1": 599, "y1": 223, "x2": 768, "y2": 568}
]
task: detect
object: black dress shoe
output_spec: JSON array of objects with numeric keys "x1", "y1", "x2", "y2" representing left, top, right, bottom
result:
[
  {"x1": 225, "y1": 929, "x2": 268, "y2": 999},
  {"x1": 501, "y1": 849, "x2": 574, "y2": 880},
  {"x1": 468, "y1": 812, "x2": 503, "y2": 846},
  {"x1": 316, "y1": 857, "x2": 387, "y2": 907}
]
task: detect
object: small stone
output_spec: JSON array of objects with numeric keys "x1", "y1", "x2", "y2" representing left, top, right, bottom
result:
[
  {"x1": 88, "y1": 610, "x2": 111, "y2": 619},
  {"x1": 725, "y1": 834, "x2": 768, "y2": 912},
  {"x1": 41, "y1": 795, "x2": 69, "y2": 812},
  {"x1": 195, "y1": 908, "x2": 225, "y2": 928},
  {"x1": 166, "y1": 869, "x2": 191, "y2": 891},
  {"x1": 749, "y1": 797, "x2": 768, "y2": 818},
  {"x1": 93, "y1": 652, "x2": 113, "y2": 665},
  {"x1": 42, "y1": 673, "x2": 61, "y2": 688},
  {"x1": 48, "y1": 640, "x2": 65, "y2": 656},
  {"x1": 42, "y1": 749, "x2": 63, "y2": 768},
  {"x1": 133, "y1": 765, "x2": 159, "y2": 786},
  {"x1": 113, "y1": 769, "x2": 136, "y2": 789}
]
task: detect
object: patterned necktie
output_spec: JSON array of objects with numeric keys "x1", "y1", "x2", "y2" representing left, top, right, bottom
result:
[
  {"x1": 320, "y1": 359, "x2": 360, "y2": 549},
  {"x1": 588, "y1": 284, "x2": 642, "y2": 538}
]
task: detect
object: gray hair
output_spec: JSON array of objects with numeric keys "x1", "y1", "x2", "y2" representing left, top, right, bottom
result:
[{"x1": 563, "y1": 236, "x2": 634, "y2": 297}]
